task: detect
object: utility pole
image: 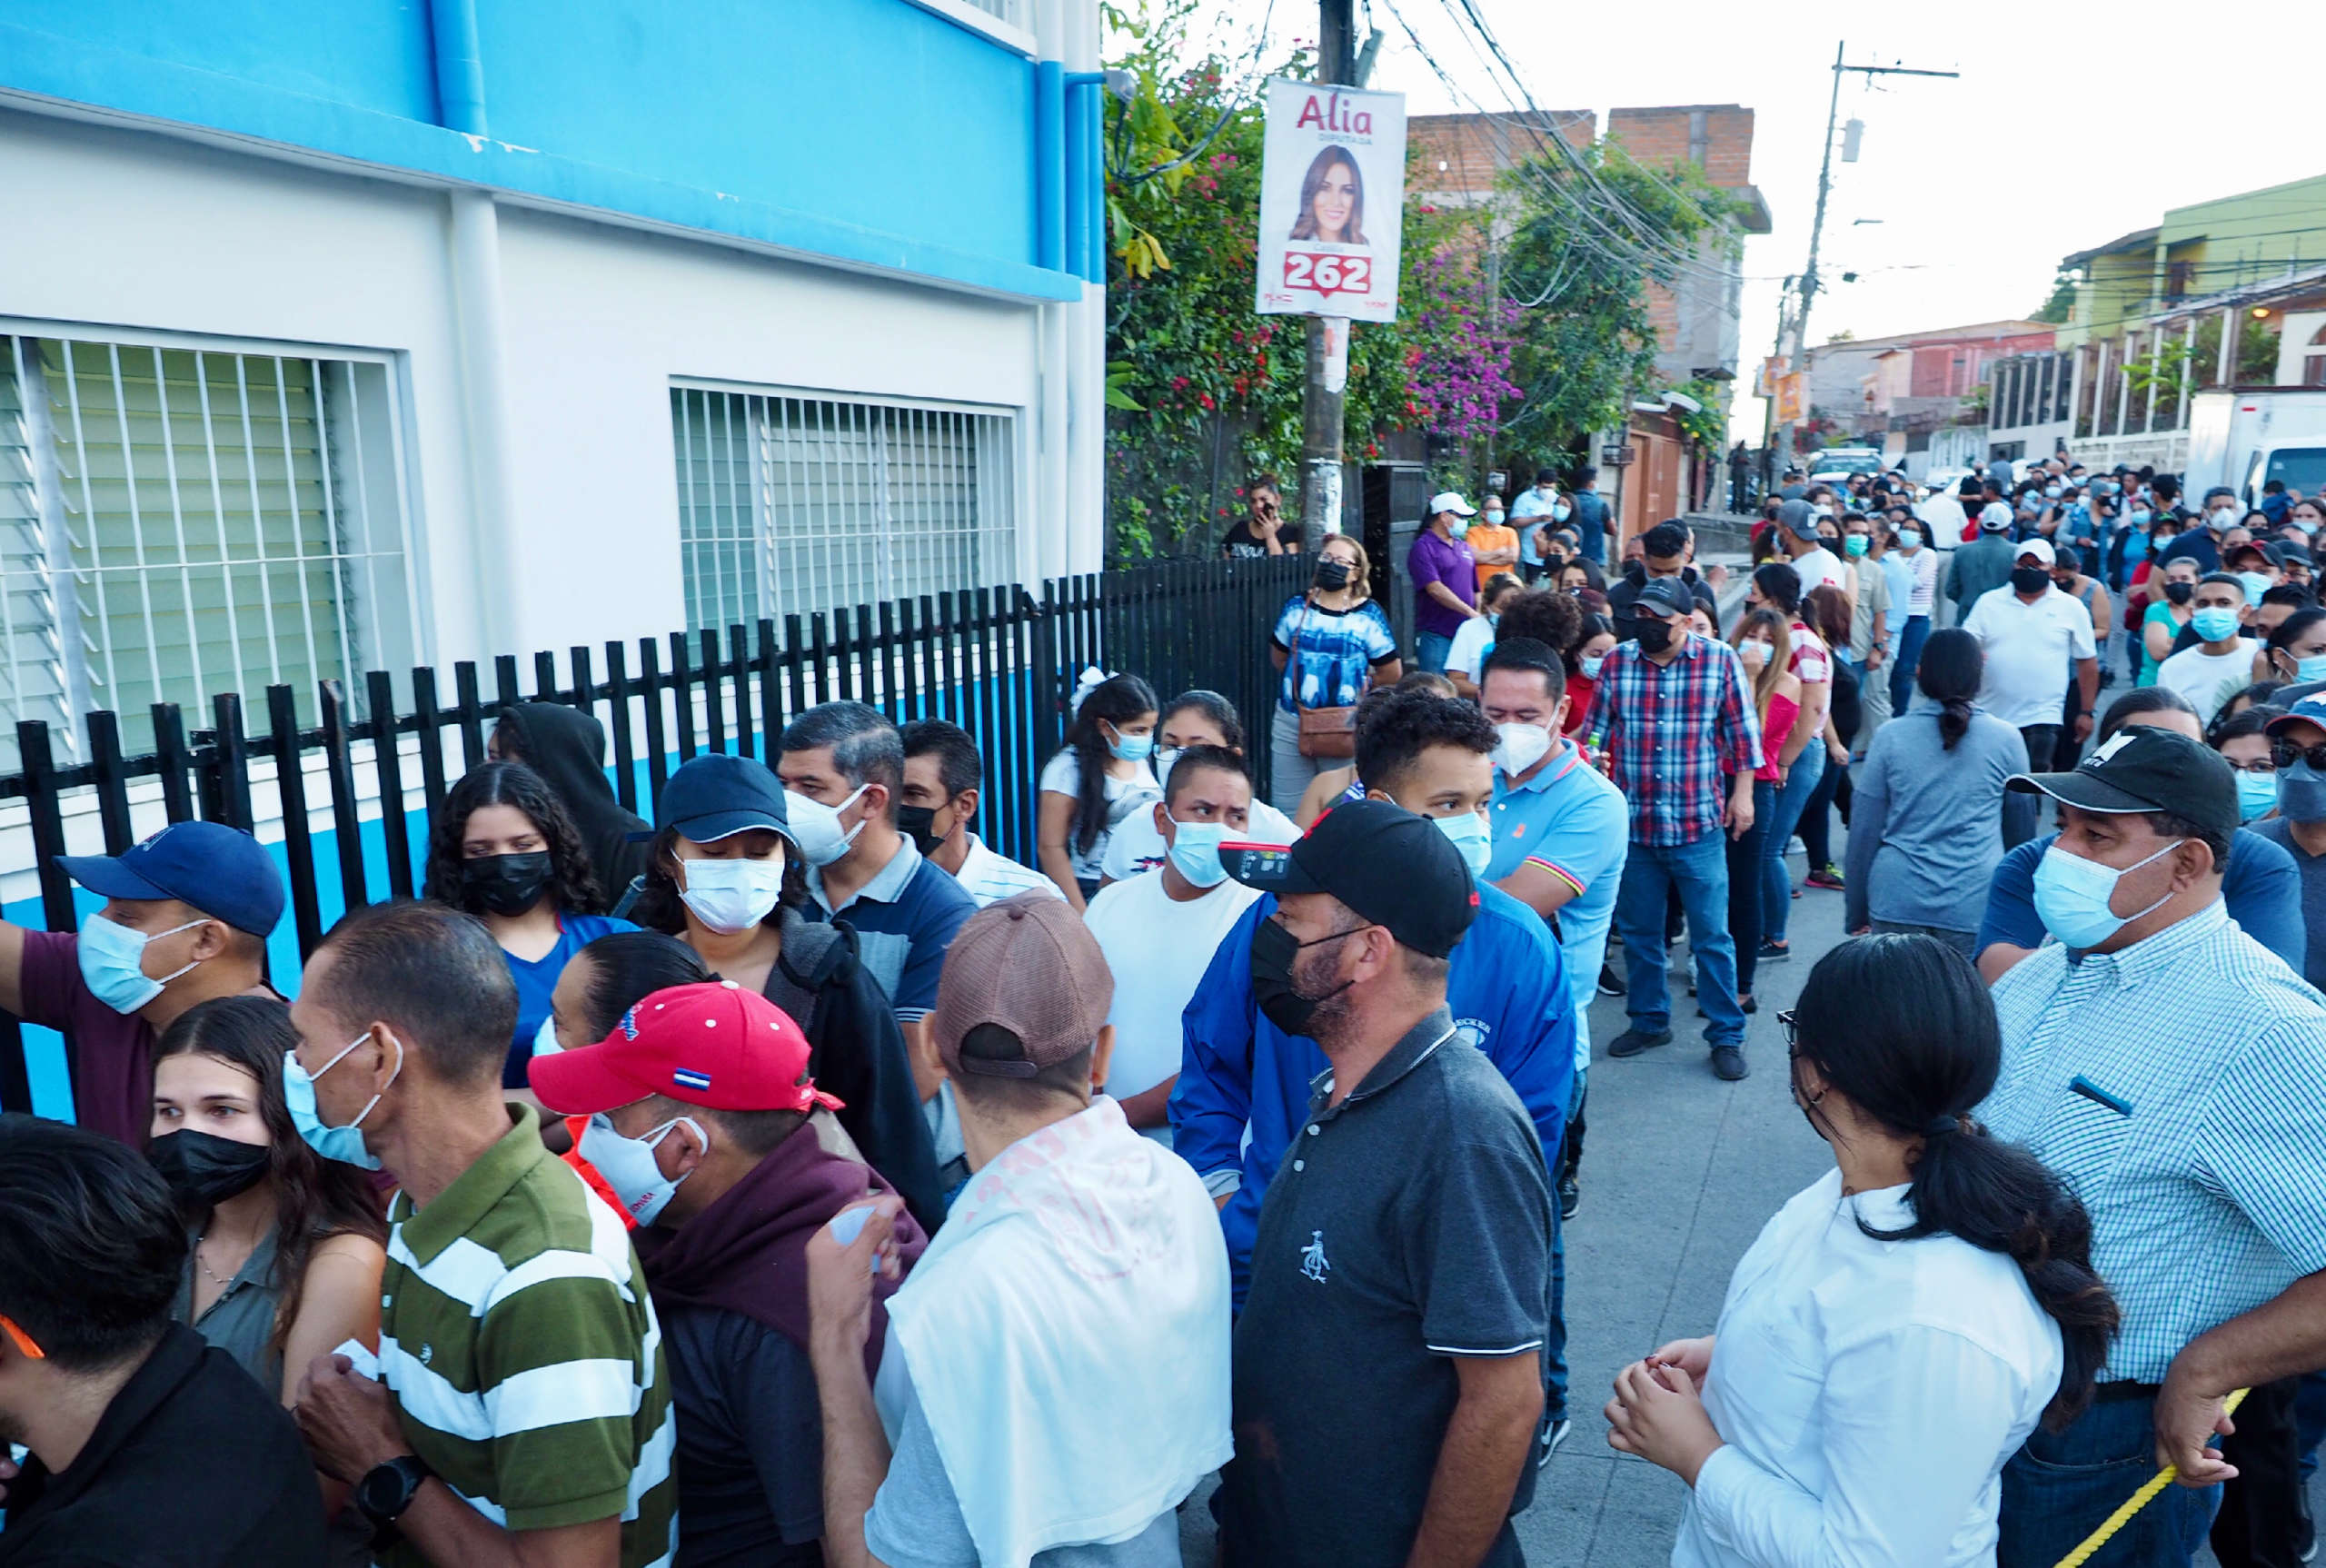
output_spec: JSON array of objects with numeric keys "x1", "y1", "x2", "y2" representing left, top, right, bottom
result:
[
  {"x1": 1774, "y1": 43, "x2": 1957, "y2": 472},
  {"x1": 1300, "y1": 0, "x2": 1357, "y2": 551}
]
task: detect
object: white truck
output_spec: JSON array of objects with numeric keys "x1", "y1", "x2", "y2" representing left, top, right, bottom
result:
[{"x1": 2184, "y1": 388, "x2": 2326, "y2": 509}]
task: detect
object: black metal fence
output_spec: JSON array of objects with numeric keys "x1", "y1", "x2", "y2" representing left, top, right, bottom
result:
[{"x1": 0, "y1": 551, "x2": 1313, "y2": 1113}]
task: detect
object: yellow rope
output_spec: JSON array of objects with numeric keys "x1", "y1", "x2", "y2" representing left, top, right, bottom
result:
[{"x1": 2050, "y1": 1387, "x2": 2251, "y2": 1568}]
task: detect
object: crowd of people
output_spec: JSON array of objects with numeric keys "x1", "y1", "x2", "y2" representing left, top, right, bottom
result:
[{"x1": 1, "y1": 446, "x2": 2324, "y2": 1568}]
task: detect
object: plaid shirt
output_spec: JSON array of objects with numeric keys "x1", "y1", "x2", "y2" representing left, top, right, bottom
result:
[
  {"x1": 1979, "y1": 898, "x2": 2326, "y2": 1384},
  {"x1": 1581, "y1": 634, "x2": 1763, "y2": 846}
]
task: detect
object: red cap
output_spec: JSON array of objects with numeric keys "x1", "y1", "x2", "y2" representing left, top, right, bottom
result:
[{"x1": 528, "y1": 980, "x2": 842, "y2": 1116}]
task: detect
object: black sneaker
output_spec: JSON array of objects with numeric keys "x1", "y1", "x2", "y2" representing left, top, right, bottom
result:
[
  {"x1": 1597, "y1": 962, "x2": 1626, "y2": 997},
  {"x1": 1710, "y1": 1045, "x2": 1749, "y2": 1081},
  {"x1": 2297, "y1": 1485, "x2": 2316, "y2": 1563},
  {"x1": 1558, "y1": 1170, "x2": 1580, "y2": 1220},
  {"x1": 1537, "y1": 1416, "x2": 1573, "y2": 1469},
  {"x1": 1608, "y1": 1027, "x2": 1674, "y2": 1058},
  {"x1": 1757, "y1": 938, "x2": 1792, "y2": 960}
]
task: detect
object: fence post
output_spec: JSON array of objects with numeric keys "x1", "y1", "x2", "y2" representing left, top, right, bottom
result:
[
  {"x1": 210, "y1": 692, "x2": 254, "y2": 830},
  {"x1": 639, "y1": 637, "x2": 671, "y2": 806},
  {"x1": 152, "y1": 702, "x2": 194, "y2": 824},
  {"x1": 412, "y1": 666, "x2": 451, "y2": 819},
  {"x1": 366, "y1": 670, "x2": 415, "y2": 898},
  {"x1": 84, "y1": 710, "x2": 134, "y2": 855},
  {"x1": 318, "y1": 680, "x2": 368, "y2": 911},
  {"x1": 270, "y1": 685, "x2": 324, "y2": 958},
  {"x1": 14, "y1": 720, "x2": 78, "y2": 1110},
  {"x1": 604, "y1": 641, "x2": 639, "y2": 815}
]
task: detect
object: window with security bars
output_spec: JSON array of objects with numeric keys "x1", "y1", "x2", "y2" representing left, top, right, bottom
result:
[
  {"x1": 0, "y1": 332, "x2": 417, "y2": 767},
  {"x1": 671, "y1": 387, "x2": 1018, "y2": 633}
]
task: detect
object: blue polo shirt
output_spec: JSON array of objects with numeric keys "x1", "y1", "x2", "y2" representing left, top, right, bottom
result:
[
  {"x1": 1173, "y1": 882, "x2": 1574, "y2": 1305},
  {"x1": 502, "y1": 912, "x2": 635, "y2": 1087},
  {"x1": 805, "y1": 837, "x2": 975, "y2": 1023},
  {"x1": 1487, "y1": 741, "x2": 1629, "y2": 1065}
]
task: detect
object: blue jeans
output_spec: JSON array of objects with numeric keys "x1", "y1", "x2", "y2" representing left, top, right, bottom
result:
[
  {"x1": 1998, "y1": 1394, "x2": 2221, "y2": 1567},
  {"x1": 1759, "y1": 743, "x2": 1826, "y2": 945},
  {"x1": 1416, "y1": 629, "x2": 1454, "y2": 675},
  {"x1": 2297, "y1": 1369, "x2": 2326, "y2": 1481},
  {"x1": 1890, "y1": 613, "x2": 1931, "y2": 713},
  {"x1": 1614, "y1": 831, "x2": 1746, "y2": 1047},
  {"x1": 1545, "y1": 1069, "x2": 1585, "y2": 1421}
]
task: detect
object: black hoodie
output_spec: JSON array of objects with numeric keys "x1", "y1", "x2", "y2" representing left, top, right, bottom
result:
[{"x1": 496, "y1": 701, "x2": 653, "y2": 909}]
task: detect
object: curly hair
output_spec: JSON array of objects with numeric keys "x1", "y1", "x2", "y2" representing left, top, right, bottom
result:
[
  {"x1": 422, "y1": 760, "x2": 607, "y2": 917},
  {"x1": 1496, "y1": 589, "x2": 1583, "y2": 660},
  {"x1": 1354, "y1": 688, "x2": 1498, "y2": 797}
]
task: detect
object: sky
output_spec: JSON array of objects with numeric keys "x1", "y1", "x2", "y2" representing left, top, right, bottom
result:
[{"x1": 1153, "y1": 0, "x2": 2326, "y2": 441}]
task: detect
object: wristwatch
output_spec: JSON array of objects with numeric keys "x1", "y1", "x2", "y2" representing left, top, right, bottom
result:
[{"x1": 355, "y1": 1453, "x2": 432, "y2": 1536}]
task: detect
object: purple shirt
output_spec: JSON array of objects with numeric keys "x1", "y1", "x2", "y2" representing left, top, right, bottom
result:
[
  {"x1": 1408, "y1": 529, "x2": 1478, "y2": 639},
  {"x1": 20, "y1": 929, "x2": 156, "y2": 1144}
]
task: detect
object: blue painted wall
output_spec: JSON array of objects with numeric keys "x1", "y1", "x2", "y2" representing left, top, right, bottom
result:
[{"x1": 0, "y1": 0, "x2": 1067, "y2": 301}]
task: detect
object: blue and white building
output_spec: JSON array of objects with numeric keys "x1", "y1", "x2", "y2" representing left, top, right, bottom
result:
[{"x1": 0, "y1": 0, "x2": 1109, "y2": 764}]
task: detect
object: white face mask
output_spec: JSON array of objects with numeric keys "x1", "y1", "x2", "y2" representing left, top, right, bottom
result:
[
  {"x1": 530, "y1": 1011, "x2": 565, "y2": 1058},
  {"x1": 1491, "y1": 722, "x2": 1552, "y2": 777},
  {"x1": 784, "y1": 787, "x2": 868, "y2": 868},
  {"x1": 680, "y1": 853, "x2": 787, "y2": 933},
  {"x1": 580, "y1": 1111, "x2": 704, "y2": 1226}
]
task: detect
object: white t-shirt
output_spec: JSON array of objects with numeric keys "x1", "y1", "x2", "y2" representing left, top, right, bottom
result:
[
  {"x1": 1961, "y1": 585, "x2": 2099, "y2": 729},
  {"x1": 1083, "y1": 870, "x2": 1263, "y2": 1140},
  {"x1": 1791, "y1": 546, "x2": 1849, "y2": 599},
  {"x1": 1915, "y1": 492, "x2": 1968, "y2": 547},
  {"x1": 1099, "y1": 799, "x2": 1299, "y2": 883},
  {"x1": 2155, "y1": 640, "x2": 2261, "y2": 723},
  {"x1": 1447, "y1": 616, "x2": 1498, "y2": 684},
  {"x1": 1039, "y1": 750, "x2": 1161, "y2": 884}
]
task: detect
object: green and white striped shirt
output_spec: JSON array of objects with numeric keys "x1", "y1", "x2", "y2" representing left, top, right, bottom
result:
[{"x1": 380, "y1": 1107, "x2": 676, "y2": 1568}]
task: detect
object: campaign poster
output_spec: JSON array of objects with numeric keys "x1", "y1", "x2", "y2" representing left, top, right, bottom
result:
[{"x1": 1254, "y1": 78, "x2": 1407, "y2": 323}]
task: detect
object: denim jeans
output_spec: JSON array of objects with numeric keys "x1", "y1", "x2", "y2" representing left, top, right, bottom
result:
[
  {"x1": 1416, "y1": 629, "x2": 1455, "y2": 675},
  {"x1": 1889, "y1": 613, "x2": 1932, "y2": 714},
  {"x1": 1998, "y1": 1393, "x2": 2221, "y2": 1567},
  {"x1": 1615, "y1": 830, "x2": 1746, "y2": 1047},
  {"x1": 2297, "y1": 1369, "x2": 2326, "y2": 1482},
  {"x1": 1544, "y1": 1070, "x2": 1585, "y2": 1422},
  {"x1": 1759, "y1": 743, "x2": 1825, "y2": 945}
]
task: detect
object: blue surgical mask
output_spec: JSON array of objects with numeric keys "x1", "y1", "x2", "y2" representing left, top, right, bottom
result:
[
  {"x1": 2030, "y1": 839, "x2": 2185, "y2": 951},
  {"x1": 531, "y1": 1012, "x2": 565, "y2": 1058},
  {"x1": 1551, "y1": 501, "x2": 1572, "y2": 522},
  {"x1": 2236, "y1": 571, "x2": 2272, "y2": 609},
  {"x1": 2281, "y1": 760, "x2": 2326, "y2": 824},
  {"x1": 1153, "y1": 746, "x2": 1184, "y2": 785},
  {"x1": 75, "y1": 913, "x2": 207, "y2": 1015},
  {"x1": 1165, "y1": 818, "x2": 1231, "y2": 888},
  {"x1": 1899, "y1": 529, "x2": 1923, "y2": 549},
  {"x1": 2192, "y1": 607, "x2": 2243, "y2": 643},
  {"x1": 1581, "y1": 653, "x2": 1605, "y2": 680},
  {"x1": 2129, "y1": 509, "x2": 2152, "y2": 526},
  {"x1": 2238, "y1": 769, "x2": 2281, "y2": 823},
  {"x1": 1433, "y1": 809, "x2": 1494, "y2": 877},
  {"x1": 1448, "y1": 517, "x2": 1473, "y2": 541},
  {"x1": 1104, "y1": 723, "x2": 1155, "y2": 763},
  {"x1": 2295, "y1": 653, "x2": 2326, "y2": 683},
  {"x1": 2045, "y1": 484, "x2": 2064, "y2": 499},
  {"x1": 283, "y1": 1031, "x2": 401, "y2": 1170}
]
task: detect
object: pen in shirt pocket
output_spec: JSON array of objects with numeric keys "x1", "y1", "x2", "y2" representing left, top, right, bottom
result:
[{"x1": 2069, "y1": 1075, "x2": 2132, "y2": 1117}]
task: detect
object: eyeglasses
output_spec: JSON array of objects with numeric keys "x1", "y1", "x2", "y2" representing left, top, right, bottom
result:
[
  {"x1": 2223, "y1": 757, "x2": 2278, "y2": 775},
  {"x1": 1777, "y1": 1008, "x2": 1800, "y2": 1050},
  {"x1": 0, "y1": 1312, "x2": 45, "y2": 1360},
  {"x1": 2272, "y1": 740, "x2": 2326, "y2": 772}
]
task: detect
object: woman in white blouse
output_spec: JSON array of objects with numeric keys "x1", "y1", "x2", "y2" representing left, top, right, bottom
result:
[{"x1": 1604, "y1": 934, "x2": 2119, "y2": 1566}]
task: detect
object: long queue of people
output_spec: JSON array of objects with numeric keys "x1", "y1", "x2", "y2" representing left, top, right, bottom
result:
[{"x1": 1, "y1": 474, "x2": 2324, "y2": 1568}]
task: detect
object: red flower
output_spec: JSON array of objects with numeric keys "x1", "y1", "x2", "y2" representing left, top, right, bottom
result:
[{"x1": 1199, "y1": 392, "x2": 1216, "y2": 410}]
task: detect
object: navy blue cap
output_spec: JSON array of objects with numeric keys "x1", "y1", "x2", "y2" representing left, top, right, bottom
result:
[
  {"x1": 57, "y1": 819, "x2": 284, "y2": 936},
  {"x1": 652, "y1": 754, "x2": 793, "y2": 845}
]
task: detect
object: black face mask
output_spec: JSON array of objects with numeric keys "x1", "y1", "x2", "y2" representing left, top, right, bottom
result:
[
  {"x1": 460, "y1": 851, "x2": 553, "y2": 917},
  {"x1": 1249, "y1": 918, "x2": 1358, "y2": 1038},
  {"x1": 1635, "y1": 621, "x2": 1675, "y2": 654},
  {"x1": 2164, "y1": 580, "x2": 2195, "y2": 606},
  {"x1": 1314, "y1": 558, "x2": 1353, "y2": 591},
  {"x1": 897, "y1": 804, "x2": 946, "y2": 858},
  {"x1": 149, "y1": 1128, "x2": 272, "y2": 1208},
  {"x1": 2011, "y1": 566, "x2": 2051, "y2": 597}
]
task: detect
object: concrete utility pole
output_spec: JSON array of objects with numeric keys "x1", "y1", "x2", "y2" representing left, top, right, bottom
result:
[
  {"x1": 1300, "y1": 0, "x2": 1357, "y2": 551},
  {"x1": 1776, "y1": 43, "x2": 1957, "y2": 471}
]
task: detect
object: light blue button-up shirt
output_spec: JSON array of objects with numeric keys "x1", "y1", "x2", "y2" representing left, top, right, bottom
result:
[{"x1": 1979, "y1": 898, "x2": 2326, "y2": 1384}]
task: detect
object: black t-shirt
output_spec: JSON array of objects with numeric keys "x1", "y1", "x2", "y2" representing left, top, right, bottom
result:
[
  {"x1": 0, "y1": 1324, "x2": 327, "y2": 1567},
  {"x1": 1220, "y1": 1008, "x2": 1550, "y2": 1568},
  {"x1": 658, "y1": 1306, "x2": 826, "y2": 1567},
  {"x1": 1221, "y1": 522, "x2": 1277, "y2": 559}
]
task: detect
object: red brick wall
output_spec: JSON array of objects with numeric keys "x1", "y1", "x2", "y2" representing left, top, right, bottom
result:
[
  {"x1": 1604, "y1": 107, "x2": 1755, "y2": 356},
  {"x1": 1407, "y1": 112, "x2": 1596, "y2": 199}
]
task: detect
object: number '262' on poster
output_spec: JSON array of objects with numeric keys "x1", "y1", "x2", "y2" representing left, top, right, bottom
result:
[{"x1": 1252, "y1": 78, "x2": 1407, "y2": 324}]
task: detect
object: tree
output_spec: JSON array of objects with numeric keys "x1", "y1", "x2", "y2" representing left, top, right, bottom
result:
[
  {"x1": 1491, "y1": 141, "x2": 1735, "y2": 469},
  {"x1": 2032, "y1": 270, "x2": 2078, "y2": 325}
]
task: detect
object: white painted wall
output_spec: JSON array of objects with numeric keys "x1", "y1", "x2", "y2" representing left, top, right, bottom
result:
[
  {"x1": 2279, "y1": 311, "x2": 2326, "y2": 387},
  {"x1": 0, "y1": 105, "x2": 1072, "y2": 690}
]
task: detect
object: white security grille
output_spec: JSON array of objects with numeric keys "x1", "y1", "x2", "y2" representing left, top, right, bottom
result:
[
  {"x1": 672, "y1": 386, "x2": 1018, "y2": 633},
  {"x1": 0, "y1": 332, "x2": 416, "y2": 765}
]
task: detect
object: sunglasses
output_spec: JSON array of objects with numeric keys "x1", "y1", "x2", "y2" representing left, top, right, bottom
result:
[{"x1": 2273, "y1": 739, "x2": 2326, "y2": 772}]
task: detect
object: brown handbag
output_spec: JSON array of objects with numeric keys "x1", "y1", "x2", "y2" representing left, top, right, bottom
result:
[{"x1": 1292, "y1": 601, "x2": 1362, "y2": 759}]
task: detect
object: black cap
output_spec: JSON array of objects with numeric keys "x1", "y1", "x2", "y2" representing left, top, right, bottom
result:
[
  {"x1": 2004, "y1": 727, "x2": 2237, "y2": 836},
  {"x1": 651, "y1": 754, "x2": 795, "y2": 845},
  {"x1": 1220, "y1": 799, "x2": 1477, "y2": 958},
  {"x1": 1634, "y1": 577, "x2": 1695, "y2": 619}
]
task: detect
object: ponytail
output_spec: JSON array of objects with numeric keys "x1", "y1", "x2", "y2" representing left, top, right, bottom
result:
[
  {"x1": 1939, "y1": 696, "x2": 1974, "y2": 751},
  {"x1": 1794, "y1": 935, "x2": 2121, "y2": 1430},
  {"x1": 1915, "y1": 628, "x2": 1984, "y2": 752}
]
